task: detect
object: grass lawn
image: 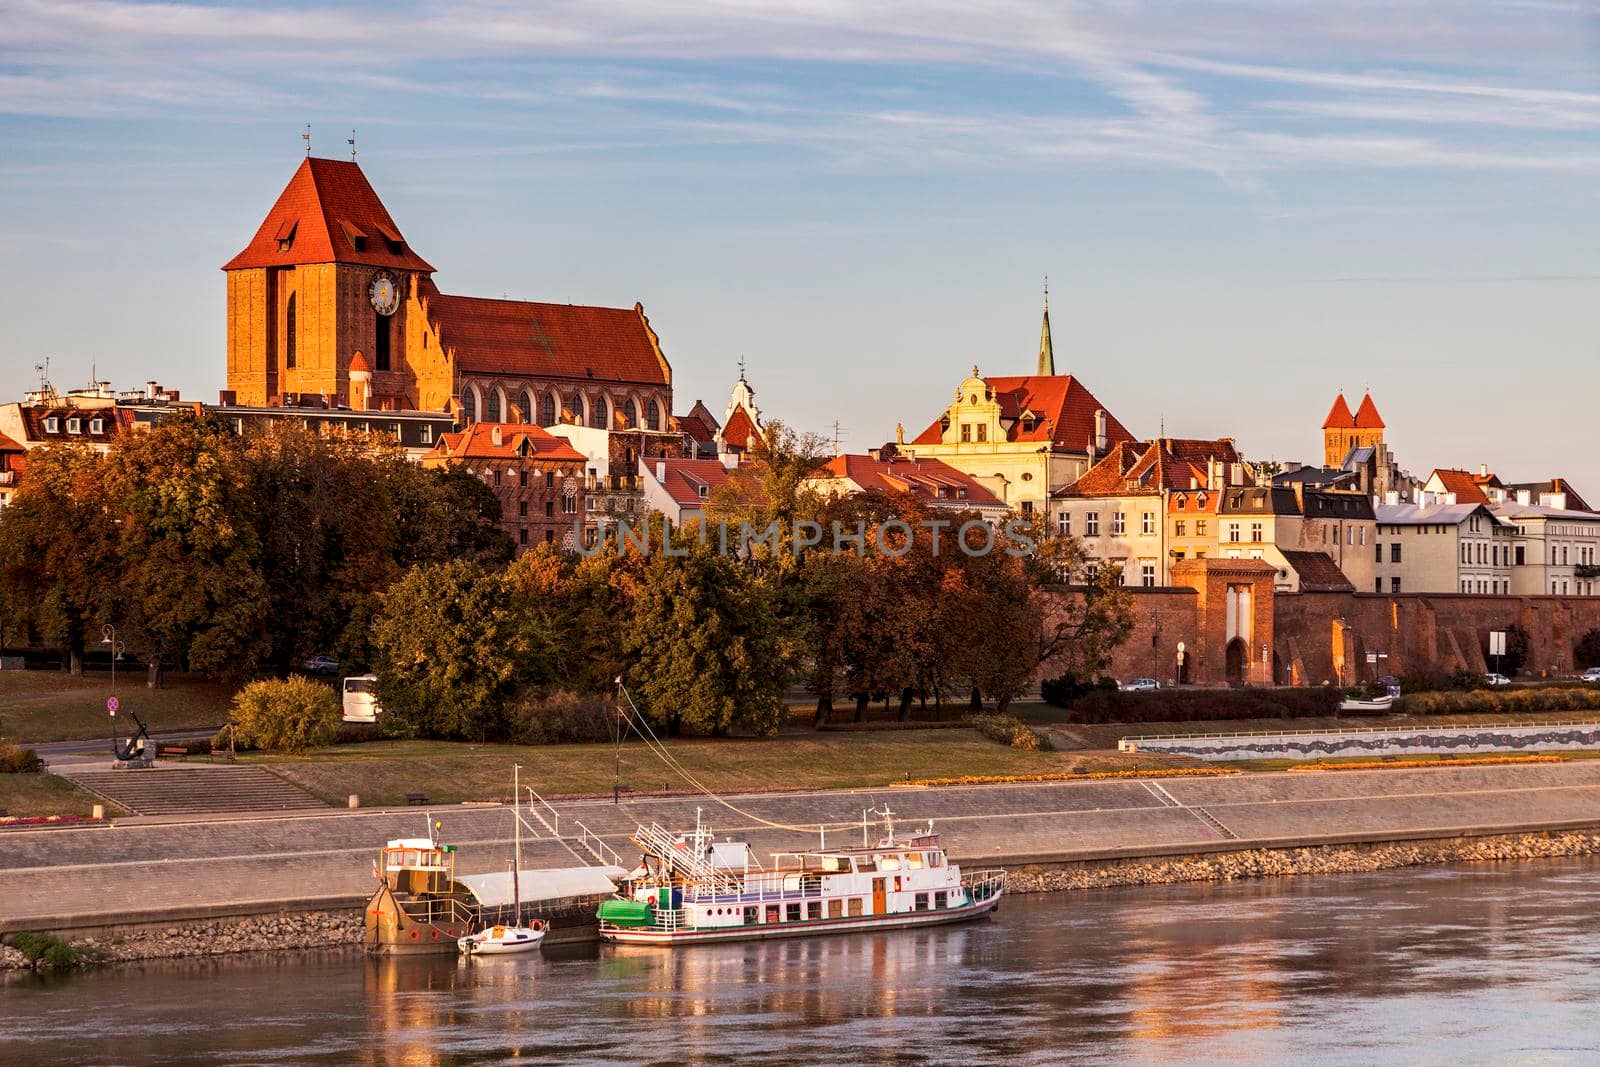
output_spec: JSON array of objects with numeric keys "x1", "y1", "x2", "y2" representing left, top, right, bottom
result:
[
  {"x1": 0, "y1": 670, "x2": 237, "y2": 744},
  {"x1": 261, "y1": 732, "x2": 1177, "y2": 807},
  {"x1": 0, "y1": 773, "x2": 121, "y2": 818}
]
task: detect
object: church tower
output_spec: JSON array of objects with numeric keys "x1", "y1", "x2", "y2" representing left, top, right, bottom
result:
[
  {"x1": 1037, "y1": 281, "x2": 1055, "y2": 377},
  {"x1": 1322, "y1": 391, "x2": 1384, "y2": 468},
  {"x1": 222, "y1": 157, "x2": 436, "y2": 408}
]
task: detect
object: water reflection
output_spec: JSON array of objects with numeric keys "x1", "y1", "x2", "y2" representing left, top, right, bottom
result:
[{"x1": 7, "y1": 859, "x2": 1600, "y2": 1065}]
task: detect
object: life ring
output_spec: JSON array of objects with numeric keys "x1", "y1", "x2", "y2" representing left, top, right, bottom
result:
[
  {"x1": 431, "y1": 929, "x2": 440, "y2": 940},
  {"x1": 408, "y1": 929, "x2": 420, "y2": 941},
  {"x1": 531, "y1": 919, "x2": 545, "y2": 932}
]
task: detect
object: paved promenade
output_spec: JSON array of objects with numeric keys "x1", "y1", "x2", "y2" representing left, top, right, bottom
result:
[{"x1": 7, "y1": 761, "x2": 1600, "y2": 928}]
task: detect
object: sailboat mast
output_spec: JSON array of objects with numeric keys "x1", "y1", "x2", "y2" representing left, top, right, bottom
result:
[{"x1": 513, "y1": 764, "x2": 522, "y2": 922}]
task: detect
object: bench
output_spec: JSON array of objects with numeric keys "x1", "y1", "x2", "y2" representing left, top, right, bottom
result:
[
  {"x1": 404, "y1": 792, "x2": 430, "y2": 806},
  {"x1": 160, "y1": 746, "x2": 189, "y2": 758}
]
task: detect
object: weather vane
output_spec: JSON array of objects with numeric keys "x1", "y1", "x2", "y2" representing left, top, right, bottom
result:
[
  {"x1": 302, "y1": 124, "x2": 311, "y2": 156},
  {"x1": 348, "y1": 129, "x2": 357, "y2": 161}
]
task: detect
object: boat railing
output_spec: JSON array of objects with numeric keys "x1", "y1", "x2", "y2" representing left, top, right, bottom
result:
[
  {"x1": 677, "y1": 871, "x2": 826, "y2": 903},
  {"x1": 963, "y1": 869, "x2": 1006, "y2": 904},
  {"x1": 395, "y1": 894, "x2": 477, "y2": 931},
  {"x1": 1118, "y1": 717, "x2": 1600, "y2": 747}
]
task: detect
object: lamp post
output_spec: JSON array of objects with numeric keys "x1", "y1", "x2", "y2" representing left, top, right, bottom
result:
[
  {"x1": 101, "y1": 623, "x2": 124, "y2": 754},
  {"x1": 1150, "y1": 611, "x2": 1162, "y2": 685}
]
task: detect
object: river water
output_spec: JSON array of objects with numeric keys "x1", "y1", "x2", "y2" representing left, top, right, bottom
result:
[{"x1": 6, "y1": 857, "x2": 1600, "y2": 1065}]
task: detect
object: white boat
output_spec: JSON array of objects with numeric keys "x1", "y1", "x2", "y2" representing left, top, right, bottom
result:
[
  {"x1": 459, "y1": 764, "x2": 545, "y2": 957},
  {"x1": 1339, "y1": 693, "x2": 1395, "y2": 712},
  {"x1": 597, "y1": 808, "x2": 1004, "y2": 946}
]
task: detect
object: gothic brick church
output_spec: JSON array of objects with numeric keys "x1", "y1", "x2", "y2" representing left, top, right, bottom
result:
[{"x1": 222, "y1": 157, "x2": 673, "y2": 429}]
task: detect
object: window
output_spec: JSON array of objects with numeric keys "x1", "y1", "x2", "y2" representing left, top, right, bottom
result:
[
  {"x1": 462, "y1": 390, "x2": 476, "y2": 424},
  {"x1": 374, "y1": 310, "x2": 391, "y2": 372},
  {"x1": 976, "y1": 423, "x2": 987, "y2": 442},
  {"x1": 1375, "y1": 542, "x2": 1383, "y2": 562},
  {"x1": 562, "y1": 489, "x2": 577, "y2": 515},
  {"x1": 44, "y1": 416, "x2": 59, "y2": 433},
  {"x1": 1196, "y1": 520, "x2": 1207, "y2": 537},
  {"x1": 545, "y1": 471, "x2": 555, "y2": 489},
  {"x1": 807, "y1": 901, "x2": 821, "y2": 920},
  {"x1": 828, "y1": 899, "x2": 843, "y2": 919},
  {"x1": 1391, "y1": 577, "x2": 1402, "y2": 593},
  {"x1": 519, "y1": 470, "x2": 528, "y2": 489},
  {"x1": 1377, "y1": 578, "x2": 1384, "y2": 593},
  {"x1": 624, "y1": 399, "x2": 638, "y2": 429},
  {"x1": 646, "y1": 398, "x2": 661, "y2": 431},
  {"x1": 89, "y1": 418, "x2": 104, "y2": 434},
  {"x1": 1227, "y1": 523, "x2": 1241, "y2": 543},
  {"x1": 1462, "y1": 579, "x2": 1470, "y2": 593},
  {"x1": 1141, "y1": 564, "x2": 1155, "y2": 587},
  {"x1": 1142, "y1": 512, "x2": 1155, "y2": 535},
  {"x1": 492, "y1": 469, "x2": 502, "y2": 488},
  {"x1": 521, "y1": 390, "x2": 534, "y2": 424},
  {"x1": 590, "y1": 395, "x2": 609, "y2": 429},
  {"x1": 519, "y1": 528, "x2": 528, "y2": 546},
  {"x1": 1057, "y1": 512, "x2": 1071, "y2": 537},
  {"x1": 1112, "y1": 512, "x2": 1125, "y2": 535},
  {"x1": 961, "y1": 423, "x2": 971, "y2": 443},
  {"x1": 934, "y1": 890, "x2": 948, "y2": 909},
  {"x1": 545, "y1": 529, "x2": 554, "y2": 543},
  {"x1": 1085, "y1": 512, "x2": 1100, "y2": 536},
  {"x1": 1390, "y1": 544, "x2": 1401, "y2": 564},
  {"x1": 544, "y1": 500, "x2": 554, "y2": 518},
  {"x1": 1174, "y1": 520, "x2": 1186, "y2": 538},
  {"x1": 538, "y1": 392, "x2": 556, "y2": 426},
  {"x1": 486, "y1": 389, "x2": 501, "y2": 423},
  {"x1": 421, "y1": 424, "x2": 434, "y2": 445},
  {"x1": 914, "y1": 893, "x2": 929, "y2": 911},
  {"x1": 285, "y1": 293, "x2": 297, "y2": 369},
  {"x1": 786, "y1": 902, "x2": 802, "y2": 922},
  {"x1": 848, "y1": 898, "x2": 863, "y2": 917},
  {"x1": 1196, "y1": 492, "x2": 1207, "y2": 508},
  {"x1": 1084, "y1": 561, "x2": 1100, "y2": 582},
  {"x1": 1250, "y1": 522, "x2": 1262, "y2": 542}
]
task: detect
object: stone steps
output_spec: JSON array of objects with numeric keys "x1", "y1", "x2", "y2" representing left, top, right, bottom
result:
[{"x1": 68, "y1": 767, "x2": 327, "y2": 816}]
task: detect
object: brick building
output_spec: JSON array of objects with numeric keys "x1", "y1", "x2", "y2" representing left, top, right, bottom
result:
[
  {"x1": 223, "y1": 157, "x2": 673, "y2": 431},
  {"x1": 807, "y1": 449, "x2": 1010, "y2": 521},
  {"x1": 421, "y1": 423, "x2": 588, "y2": 551}
]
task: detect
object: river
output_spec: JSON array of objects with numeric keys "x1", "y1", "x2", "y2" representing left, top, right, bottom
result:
[{"x1": 6, "y1": 857, "x2": 1600, "y2": 1065}]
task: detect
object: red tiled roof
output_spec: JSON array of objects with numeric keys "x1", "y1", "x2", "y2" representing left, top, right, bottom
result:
[
  {"x1": 672, "y1": 412, "x2": 716, "y2": 443},
  {"x1": 0, "y1": 430, "x2": 25, "y2": 453},
  {"x1": 1280, "y1": 550, "x2": 1356, "y2": 593},
  {"x1": 425, "y1": 423, "x2": 586, "y2": 463},
  {"x1": 18, "y1": 406, "x2": 125, "y2": 444},
  {"x1": 1352, "y1": 392, "x2": 1384, "y2": 429},
  {"x1": 423, "y1": 291, "x2": 670, "y2": 386},
  {"x1": 818, "y1": 453, "x2": 1005, "y2": 509},
  {"x1": 721, "y1": 404, "x2": 760, "y2": 449},
  {"x1": 1430, "y1": 468, "x2": 1490, "y2": 504},
  {"x1": 648, "y1": 458, "x2": 758, "y2": 508},
  {"x1": 1058, "y1": 438, "x2": 1245, "y2": 498},
  {"x1": 910, "y1": 375, "x2": 1135, "y2": 453},
  {"x1": 223, "y1": 158, "x2": 435, "y2": 273},
  {"x1": 1322, "y1": 393, "x2": 1355, "y2": 429},
  {"x1": 348, "y1": 350, "x2": 372, "y2": 374}
]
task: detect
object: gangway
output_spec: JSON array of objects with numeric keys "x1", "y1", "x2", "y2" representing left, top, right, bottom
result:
[{"x1": 522, "y1": 786, "x2": 625, "y2": 869}]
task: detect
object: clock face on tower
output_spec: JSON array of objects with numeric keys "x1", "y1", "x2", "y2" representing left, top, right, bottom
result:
[{"x1": 369, "y1": 271, "x2": 400, "y2": 316}]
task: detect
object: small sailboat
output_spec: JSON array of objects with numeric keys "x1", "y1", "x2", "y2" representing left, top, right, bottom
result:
[{"x1": 459, "y1": 765, "x2": 546, "y2": 957}]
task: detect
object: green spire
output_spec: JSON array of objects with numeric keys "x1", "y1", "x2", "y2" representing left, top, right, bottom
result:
[{"x1": 1037, "y1": 276, "x2": 1055, "y2": 376}]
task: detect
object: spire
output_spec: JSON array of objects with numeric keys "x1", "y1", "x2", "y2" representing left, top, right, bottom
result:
[
  {"x1": 1322, "y1": 392, "x2": 1355, "y2": 429},
  {"x1": 1037, "y1": 276, "x2": 1055, "y2": 376},
  {"x1": 1353, "y1": 391, "x2": 1385, "y2": 429}
]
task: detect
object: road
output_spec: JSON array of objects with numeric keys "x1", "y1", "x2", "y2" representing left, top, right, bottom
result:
[{"x1": 6, "y1": 760, "x2": 1600, "y2": 928}]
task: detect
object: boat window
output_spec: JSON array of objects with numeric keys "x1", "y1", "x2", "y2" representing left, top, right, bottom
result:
[
  {"x1": 807, "y1": 901, "x2": 822, "y2": 921},
  {"x1": 915, "y1": 893, "x2": 929, "y2": 911},
  {"x1": 821, "y1": 855, "x2": 845, "y2": 872},
  {"x1": 907, "y1": 853, "x2": 925, "y2": 870},
  {"x1": 786, "y1": 903, "x2": 802, "y2": 922},
  {"x1": 880, "y1": 855, "x2": 901, "y2": 872},
  {"x1": 744, "y1": 907, "x2": 758, "y2": 925},
  {"x1": 848, "y1": 898, "x2": 863, "y2": 917},
  {"x1": 935, "y1": 891, "x2": 948, "y2": 909},
  {"x1": 828, "y1": 899, "x2": 843, "y2": 919},
  {"x1": 929, "y1": 853, "x2": 943, "y2": 868},
  {"x1": 765, "y1": 905, "x2": 780, "y2": 924}
]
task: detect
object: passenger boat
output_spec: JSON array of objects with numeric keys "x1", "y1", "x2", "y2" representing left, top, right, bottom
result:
[{"x1": 596, "y1": 810, "x2": 1004, "y2": 946}]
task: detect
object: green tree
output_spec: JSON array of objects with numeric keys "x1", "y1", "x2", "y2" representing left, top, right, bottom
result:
[
  {"x1": 370, "y1": 560, "x2": 547, "y2": 740},
  {"x1": 624, "y1": 536, "x2": 786, "y2": 736},
  {"x1": 1576, "y1": 629, "x2": 1600, "y2": 669}
]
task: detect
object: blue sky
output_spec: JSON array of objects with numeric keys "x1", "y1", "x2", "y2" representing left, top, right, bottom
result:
[{"x1": 3, "y1": 1, "x2": 1598, "y2": 489}]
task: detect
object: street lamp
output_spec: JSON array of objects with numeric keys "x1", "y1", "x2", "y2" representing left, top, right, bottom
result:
[
  {"x1": 1150, "y1": 611, "x2": 1162, "y2": 684},
  {"x1": 101, "y1": 623, "x2": 124, "y2": 756}
]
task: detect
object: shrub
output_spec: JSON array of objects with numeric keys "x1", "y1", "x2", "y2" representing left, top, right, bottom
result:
[
  {"x1": 966, "y1": 713, "x2": 1054, "y2": 751},
  {"x1": 1400, "y1": 687, "x2": 1600, "y2": 716},
  {"x1": 506, "y1": 690, "x2": 619, "y2": 746},
  {"x1": 0, "y1": 744, "x2": 43, "y2": 774},
  {"x1": 228, "y1": 676, "x2": 341, "y2": 754},
  {"x1": 1066, "y1": 687, "x2": 1340, "y2": 725},
  {"x1": 9, "y1": 932, "x2": 78, "y2": 969}
]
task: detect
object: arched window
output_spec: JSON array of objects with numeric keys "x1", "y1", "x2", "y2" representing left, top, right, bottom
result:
[
  {"x1": 646, "y1": 398, "x2": 660, "y2": 431},
  {"x1": 461, "y1": 387, "x2": 477, "y2": 424},
  {"x1": 486, "y1": 387, "x2": 502, "y2": 422},
  {"x1": 624, "y1": 398, "x2": 638, "y2": 429},
  {"x1": 284, "y1": 293, "x2": 297, "y2": 370},
  {"x1": 541, "y1": 392, "x2": 557, "y2": 425},
  {"x1": 520, "y1": 390, "x2": 534, "y2": 425},
  {"x1": 591, "y1": 395, "x2": 609, "y2": 429}
]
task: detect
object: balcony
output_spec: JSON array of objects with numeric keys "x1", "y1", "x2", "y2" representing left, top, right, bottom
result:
[
  {"x1": 0, "y1": 470, "x2": 14, "y2": 487},
  {"x1": 1577, "y1": 564, "x2": 1600, "y2": 579}
]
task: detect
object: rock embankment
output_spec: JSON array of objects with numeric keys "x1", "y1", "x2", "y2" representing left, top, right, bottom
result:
[
  {"x1": 2, "y1": 911, "x2": 361, "y2": 971},
  {"x1": 1006, "y1": 831, "x2": 1600, "y2": 893}
]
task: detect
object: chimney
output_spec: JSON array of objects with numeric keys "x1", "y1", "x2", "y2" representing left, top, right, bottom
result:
[
  {"x1": 1478, "y1": 463, "x2": 1488, "y2": 477},
  {"x1": 655, "y1": 460, "x2": 666, "y2": 482},
  {"x1": 1385, "y1": 490, "x2": 1399, "y2": 506},
  {"x1": 868, "y1": 447, "x2": 880, "y2": 461},
  {"x1": 146, "y1": 381, "x2": 159, "y2": 400},
  {"x1": 1517, "y1": 489, "x2": 1531, "y2": 505},
  {"x1": 1231, "y1": 462, "x2": 1243, "y2": 485},
  {"x1": 1094, "y1": 409, "x2": 1107, "y2": 452}
]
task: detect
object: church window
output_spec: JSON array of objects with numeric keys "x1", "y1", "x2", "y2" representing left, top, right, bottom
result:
[
  {"x1": 976, "y1": 423, "x2": 987, "y2": 443},
  {"x1": 521, "y1": 390, "x2": 534, "y2": 424},
  {"x1": 591, "y1": 395, "x2": 609, "y2": 429},
  {"x1": 486, "y1": 388, "x2": 501, "y2": 422},
  {"x1": 285, "y1": 294, "x2": 297, "y2": 369},
  {"x1": 374, "y1": 311, "x2": 391, "y2": 371},
  {"x1": 646, "y1": 398, "x2": 661, "y2": 431},
  {"x1": 542, "y1": 393, "x2": 557, "y2": 425},
  {"x1": 462, "y1": 389, "x2": 477, "y2": 424},
  {"x1": 961, "y1": 424, "x2": 971, "y2": 442},
  {"x1": 624, "y1": 399, "x2": 638, "y2": 429}
]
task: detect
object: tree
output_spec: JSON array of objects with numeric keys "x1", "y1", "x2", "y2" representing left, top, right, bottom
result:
[
  {"x1": 229, "y1": 676, "x2": 341, "y2": 753},
  {"x1": 624, "y1": 536, "x2": 786, "y2": 736},
  {"x1": 1489, "y1": 622, "x2": 1531, "y2": 675},
  {"x1": 1576, "y1": 629, "x2": 1600, "y2": 669},
  {"x1": 370, "y1": 560, "x2": 548, "y2": 740}
]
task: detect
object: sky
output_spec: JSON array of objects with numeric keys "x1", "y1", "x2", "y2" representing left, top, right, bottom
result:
[{"x1": 3, "y1": 0, "x2": 1599, "y2": 489}]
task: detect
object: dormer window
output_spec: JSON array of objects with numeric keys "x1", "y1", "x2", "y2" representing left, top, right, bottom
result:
[
  {"x1": 43, "y1": 416, "x2": 59, "y2": 433},
  {"x1": 66, "y1": 417, "x2": 81, "y2": 435},
  {"x1": 274, "y1": 218, "x2": 298, "y2": 253},
  {"x1": 376, "y1": 222, "x2": 405, "y2": 256},
  {"x1": 339, "y1": 219, "x2": 367, "y2": 253},
  {"x1": 698, "y1": 484, "x2": 709, "y2": 498},
  {"x1": 1176, "y1": 493, "x2": 1187, "y2": 508},
  {"x1": 1196, "y1": 492, "x2": 1207, "y2": 507},
  {"x1": 89, "y1": 417, "x2": 104, "y2": 434}
]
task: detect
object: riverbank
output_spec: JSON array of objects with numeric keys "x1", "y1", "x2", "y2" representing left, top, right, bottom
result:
[{"x1": 11, "y1": 828, "x2": 1600, "y2": 973}]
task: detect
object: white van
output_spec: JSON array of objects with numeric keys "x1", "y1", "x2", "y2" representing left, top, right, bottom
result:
[{"x1": 341, "y1": 674, "x2": 383, "y2": 723}]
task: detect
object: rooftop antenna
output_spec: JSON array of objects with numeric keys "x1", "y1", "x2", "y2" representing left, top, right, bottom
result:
[
  {"x1": 737, "y1": 354, "x2": 747, "y2": 380},
  {"x1": 830, "y1": 419, "x2": 846, "y2": 454},
  {"x1": 302, "y1": 124, "x2": 312, "y2": 157}
]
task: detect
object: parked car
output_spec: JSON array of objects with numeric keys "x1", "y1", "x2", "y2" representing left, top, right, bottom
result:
[
  {"x1": 302, "y1": 655, "x2": 339, "y2": 675},
  {"x1": 1484, "y1": 672, "x2": 1511, "y2": 687},
  {"x1": 1582, "y1": 667, "x2": 1600, "y2": 684},
  {"x1": 1121, "y1": 678, "x2": 1160, "y2": 692}
]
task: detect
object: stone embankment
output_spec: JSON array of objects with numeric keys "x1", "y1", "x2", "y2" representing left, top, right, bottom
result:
[
  {"x1": 2, "y1": 911, "x2": 360, "y2": 972},
  {"x1": 1006, "y1": 830, "x2": 1600, "y2": 893}
]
